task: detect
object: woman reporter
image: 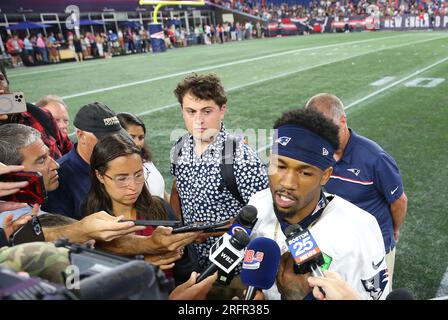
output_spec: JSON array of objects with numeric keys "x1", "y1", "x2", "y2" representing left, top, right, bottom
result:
[{"x1": 82, "y1": 133, "x2": 198, "y2": 284}]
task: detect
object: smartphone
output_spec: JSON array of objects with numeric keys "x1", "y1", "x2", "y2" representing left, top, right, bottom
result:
[
  {"x1": 0, "y1": 171, "x2": 47, "y2": 205},
  {"x1": 172, "y1": 220, "x2": 230, "y2": 234},
  {"x1": 9, "y1": 216, "x2": 45, "y2": 246},
  {"x1": 0, "y1": 92, "x2": 27, "y2": 115},
  {"x1": 120, "y1": 220, "x2": 182, "y2": 227}
]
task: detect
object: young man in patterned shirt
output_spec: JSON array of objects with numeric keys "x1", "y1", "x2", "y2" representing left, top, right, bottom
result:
[{"x1": 170, "y1": 73, "x2": 269, "y2": 272}]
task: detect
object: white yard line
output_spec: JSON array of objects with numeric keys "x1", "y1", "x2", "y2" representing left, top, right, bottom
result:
[
  {"x1": 67, "y1": 35, "x2": 448, "y2": 139},
  {"x1": 256, "y1": 53, "x2": 448, "y2": 153},
  {"x1": 61, "y1": 33, "x2": 416, "y2": 101},
  {"x1": 344, "y1": 56, "x2": 448, "y2": 110}
]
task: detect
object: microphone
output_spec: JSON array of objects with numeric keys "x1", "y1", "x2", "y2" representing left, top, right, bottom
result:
[
  {"x1": 240, "y1": 237, "x2": 281, "y2": 300},
  {"x1": 386, "y1": 288, "x2": 415, "y2": 300},
  {"x1": 284, "y1": 224, "x2": 325, "y2": 295},
  {"x1": 217, "y1": 205, "x2": 258, "y2": 286},
  {"x1": 196, "y1": 231, "x2": 250, "y2": 283},
  {"x1": 228, "y1": 205, "x2": 258, "y2": 236}
]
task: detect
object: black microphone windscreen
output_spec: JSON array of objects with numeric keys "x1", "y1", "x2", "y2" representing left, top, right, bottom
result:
[
  {"x1": 239, "y1": 205, "x2": 258, "y2": 224},
  {"x1": 284, "y1": 224, "x2": 303, "y2": 237},
  {"x1": 386, "y1": 288, "x2": 414, "y2": 300},
  {"x1": 231, "y1": 231, "x2": 251, "y2": 250}
]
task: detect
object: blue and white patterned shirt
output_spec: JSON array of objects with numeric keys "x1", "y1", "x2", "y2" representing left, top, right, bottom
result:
[{"x1": 171, "y1": 125, "x2": 269, "y2": 269}]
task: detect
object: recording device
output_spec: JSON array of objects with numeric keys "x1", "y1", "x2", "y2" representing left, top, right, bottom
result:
[
  {"x1": 217, "y1": 205, "x2": 259, "y2": 286},
  {"x1": 0, "y1": 171, "x2": 47, "y2": 205},
  {"x1": 285, "y1": 224, "x2": 325, "y2": 296},
  {"x1": 79, "y1": 260, "x2": 168, "y2": 300},
  {"x1": 0, "y1": 266, "x2": 78, "y2": 300},
  {"x1": 196, "y1": 231, "x2": 250, "y2": 283},
  {"x1": 120, "y1": 219, "x2": 182, "y2": 227},
  {"x1": 240, "y1": 237, "x2": 281, "y2": 300},
  {"x1": 0, "y1": 92, "x2": 27, "y2": 115},
  {"x1": 9, "y1": 216, "x2": 45, "y2": 246},
  {"x1": 171, "y1": 220, "x2": 230, "y2": 234},
  {"x1": 54, "y1": 238, "x2": 172, "y2": 299}
]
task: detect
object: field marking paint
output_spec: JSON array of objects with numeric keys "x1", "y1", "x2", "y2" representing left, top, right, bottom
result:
[
  {"x1": 60, "y1": 33, "x2": 418, "y2": 101},
  {"x1": 370, "y1": 76, "x2": 396, "y2": 86},
  {"x1": 67, "y1": 35, "x2": 448, "y2": 138},
  {"x1": 256, "y1": 54, "x2": 448, "y2": 153},
  {"x1": 344, "y1": 56, "x2": 448, "y2": 110},
  {"x1": 404, "y1": 77, "x2": 445, "y2": 88},
  {"x1": 436, "y1": 266, "x2": 448, "y2": 297}
]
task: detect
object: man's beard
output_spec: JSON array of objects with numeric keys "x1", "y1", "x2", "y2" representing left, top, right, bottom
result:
[{"x1": 272, "y1": 200, "x2": 299, "y2": 220}]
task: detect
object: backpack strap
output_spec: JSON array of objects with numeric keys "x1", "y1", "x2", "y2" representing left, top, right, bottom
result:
[
  {"x1": 220, "y1": 135, "x2": 246, "y2": 206},
  {"x1": 171, "y1": 134, "x2": 189, "y2": 176}
]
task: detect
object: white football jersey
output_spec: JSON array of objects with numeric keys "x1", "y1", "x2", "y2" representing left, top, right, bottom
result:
[{"x1": 248, "y1": 188, "x2": 390, "y2": 300}]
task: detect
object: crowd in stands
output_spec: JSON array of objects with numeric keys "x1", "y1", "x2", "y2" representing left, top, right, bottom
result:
[
  {"x1": 211, "y1": 0, "x2": 448, "y2": 20},
  {"x1": 2, "y1": 20, "x2": 268, "y2": 67},
  {"x1": 3, "y1": 0, "x2": 446, "y2": 67}
]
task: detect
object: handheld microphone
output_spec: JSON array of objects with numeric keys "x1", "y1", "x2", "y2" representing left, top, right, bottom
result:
[
  {"x1": 284, "y1": 224, "x2": 325, "y2": 296},
  {"x1": 196, "y1": 231, "x2": 250, "y2": 283},
  {"x1": 228, "y1": 205, "x2": 258, "y2": 236},
  {"x1": 240, "y1": 237, "x2": 281, "y2": 300},
  {"x1": 217, "y1": 205, "x2": 258, "y2": 286}
]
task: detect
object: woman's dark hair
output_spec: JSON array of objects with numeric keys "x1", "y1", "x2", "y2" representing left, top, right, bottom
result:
[
  {"x1": 82, "y1": 133, "x2": 166, "y2": 220},
  {"x1": 117, "y1": 112, "x2": 152, "y2": 162}
]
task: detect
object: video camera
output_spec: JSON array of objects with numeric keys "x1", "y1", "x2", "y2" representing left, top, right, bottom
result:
[{"x1": 0, "y1": 239, "x2": 173, "y2": 300}]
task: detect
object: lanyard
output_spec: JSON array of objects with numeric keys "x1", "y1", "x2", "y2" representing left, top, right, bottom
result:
[{"x1": 275, "y1": 191, "x2": 329, "y2": 236}]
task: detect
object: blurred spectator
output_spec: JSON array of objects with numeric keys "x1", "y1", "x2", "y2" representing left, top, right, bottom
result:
[{"x1": 35, "y1": 95, "x2": 70, "y2": 137}]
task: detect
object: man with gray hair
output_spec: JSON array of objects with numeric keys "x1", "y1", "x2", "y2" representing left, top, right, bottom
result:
[
  {"x1": 0, "y1": 123, "x2": 142, "y2": 241},
  {"x1": 304, "y1": 93, "x2": 408, "y2": 286},
  {"x1": 36, "y1": 95, "x2": 70, "y2": 137}
]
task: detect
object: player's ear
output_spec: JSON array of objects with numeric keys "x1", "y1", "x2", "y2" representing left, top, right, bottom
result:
[{"x1": 321, "y1": 166, "x2": 333, "y2": 186}]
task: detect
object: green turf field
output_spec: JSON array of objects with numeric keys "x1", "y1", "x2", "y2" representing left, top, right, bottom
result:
[{"x1": 7, "y1": 31, "x2": 448, "y2": 299}]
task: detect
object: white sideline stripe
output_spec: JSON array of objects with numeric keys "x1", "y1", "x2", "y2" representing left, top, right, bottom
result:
[
  {"x1": 370, "y1": 76, "x2": 396, "y2": 86},
  {"x1": 344, "y1": 56, "x2": 448, "y2": 110},
  {"x1": 60, "y1": 33, "x2": 415, "y2": 101},
  {"x1": 11, "y1": 34, "x2": 412, "y2": 79},
  {"x1": 67, "y1": 35, "x2": 448, "y2": 139},
  {"x1": 256, "y1": 50, "x2": 448, "y2": 153},
  {"x1": 436, "y1": 266, "x2": 448, "y2": 297},
  {"x1": 7, "y1": 54, "x2": 148, "y2": 78}
]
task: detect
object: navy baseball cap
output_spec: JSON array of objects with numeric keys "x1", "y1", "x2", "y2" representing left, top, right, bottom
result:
[{"x1": 74, "y1": 102, "x2": 127, "y2": 140}]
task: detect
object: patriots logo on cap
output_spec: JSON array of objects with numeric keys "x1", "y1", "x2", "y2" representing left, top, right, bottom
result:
[
  {"x1": 322, "y1": 147, "x2": 329, "y2": 156},
  {"x1": 276, "y1": 136, "x2": 291, "y2": 146}
]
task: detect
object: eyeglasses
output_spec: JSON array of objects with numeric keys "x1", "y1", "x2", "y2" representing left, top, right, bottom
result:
[{"x1": 103, "y1": 171, "x2": 147, "y2": 188}]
